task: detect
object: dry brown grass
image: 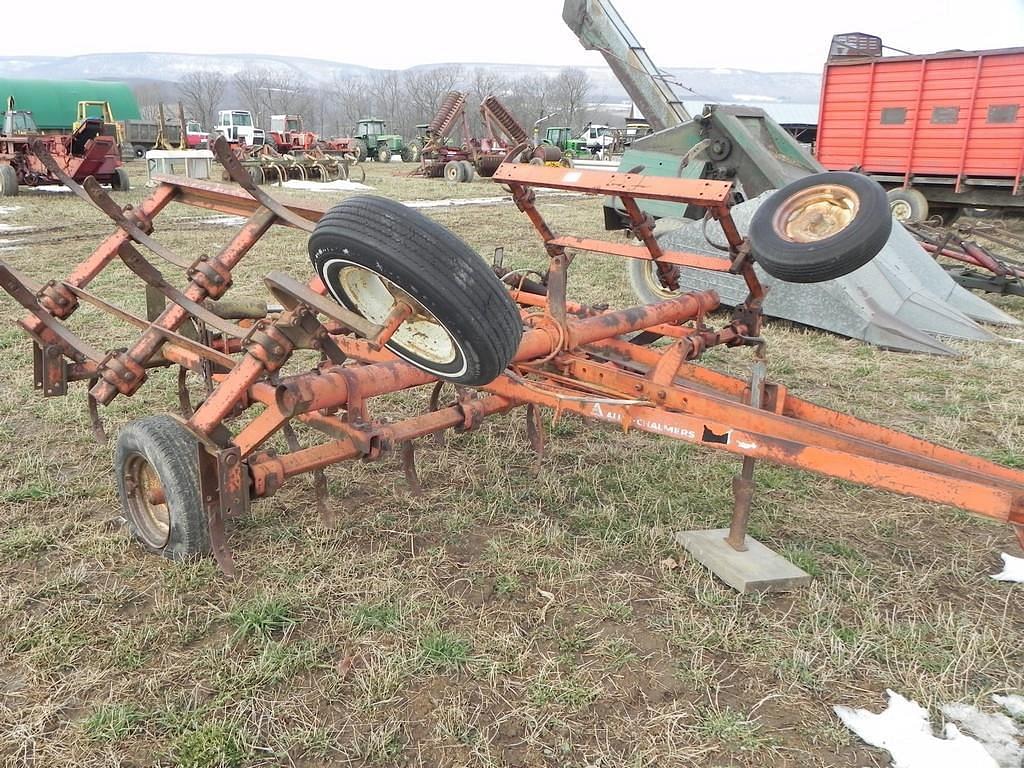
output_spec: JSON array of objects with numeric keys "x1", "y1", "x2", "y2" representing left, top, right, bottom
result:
[{"x1": 0, "y1": 159, "x2": 1021, "y2": 767}]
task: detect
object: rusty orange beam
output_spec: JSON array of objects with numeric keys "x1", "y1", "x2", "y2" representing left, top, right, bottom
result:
[
  {"x1": 492, "y1": 164, "x2": 734, "y2": 205},
  {"x1": 480, "y1": 371, "x2": 1024, "y2": 526}
]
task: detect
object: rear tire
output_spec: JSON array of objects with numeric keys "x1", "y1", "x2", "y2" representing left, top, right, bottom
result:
[
  {"x1": 886, "y1": 187, "x2": 928, "y2": 223},
  {"x1": 111, "y1": 167, "x2": 130, "y2": 191},
  {"x1": 377, "y1": 145, "x2": 392, "y2": 163},
  {"x1": 460, "y1": 160, "x2": 474, "y2": 182},
  {"x1": 401, "y1": 141, "x2": 421, "y2": 162},
  {"x1": 445, "y1": 160, "x2": 465, "y2": 183},
  {"x1": 115, "y1": 415, "x2": 209, "y2": 561},
  {"x1": 352, "y1": 139, "x2": 367, "y2": 163},
  {"x1": 749, "y1": 171, "x2": 891, "y2": 283},
  {"x1": 0, "y1": 165, "x2": 18, "y2": 197},
  {"x1": 133, "y1": 144, "x2": 147, "y2": 159},
  {"x1": 308, "y1": 195, "x2": 522, "y2": 385}
]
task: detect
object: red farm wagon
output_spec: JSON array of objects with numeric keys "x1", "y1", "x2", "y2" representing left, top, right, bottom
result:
[{"x1": 816, "y1": 32, "x2": 1024, "y2": 223}]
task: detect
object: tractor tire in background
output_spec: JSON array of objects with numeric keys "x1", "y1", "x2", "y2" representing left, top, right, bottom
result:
[
  {"x1": 133, "y1": 145, "x2": 148, "y2": 159},
  {"x1": 377, "y1": 145, "x2": 392, "y2": 163},
  {"x1": 0, "y1": 164, "x2": 18, "y2": 196},
  {"x1": 886, "y1": 187, "x2": 928, "y2": 223},
  {"x1": 444, "y1": 160, "x2": 466, "y2": 183},
  {"x1": 528, "y1": 157, "x2": 544, "y2": 166},
  {"x1": 749, "y1": 171, "x2": 891, "y2": 284},
  {"x1": 111, "y1": 167, "x2": 131, "y2": 192},
  {"x1": 402, "y1": 141, "x2": 421, "y2": 162},
  {"x1": 115, "y1": 414, "x2": 209, "y2": 560},
  {"x1": 308, "y1": 195, "x2": 522, "y2": 386},
  {"x1": 247, "y1": 165, "x2": 264, "y2": 185},
  {"x1": 460, "y1": 161, "x2": 475, "y2": 181},
  {"x1": 352, "y1": 139, "x2": 367, "y2": 163}
]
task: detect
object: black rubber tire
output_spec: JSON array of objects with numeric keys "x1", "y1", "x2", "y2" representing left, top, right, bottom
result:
[
  {"x1": 308, "y1": 196, "x2": 522, "y2": 385},
  {"x1": 0, "y1": 164, "x2": 18, "y2": 197},
  {"x1": 444, "y1": 160, "x2": 465, "y2": 182},
  {"x1": 247, "y1": 165, "x2": 263, "y2": 185},
  {"x1": 352, "y1": 139, "x2": 367, "y2": 163},
  {"x1": 133, "y1": 144, "x2": 147, "y2": 159},
  {"x1": 460, "y1": 160, "x2": 474, "y2": 182},
  {"x1": 111, "y1": 167, "x2": 130, "y2": 192},
  {"x1": 115, "y1": 415, "x2": 209, "y2": 561},
  {"x1": 886, "y1": 187, "x2": 928, "y2": 223},
  {"x1": 748, "y1": 171, "x2": 891, "y2": 284},
  {"x1": 401, "y1": 141, "x2": 421, "y2": 162},
  {"x1": 966, "y1": 207, "x2": 1002, "y2": 219},
  {"x1": 377, "y1": 145, "x2": 392, "y2": 163},
  {"x1": 528, "y1": 157, "x2": 544, "y2": 167}
]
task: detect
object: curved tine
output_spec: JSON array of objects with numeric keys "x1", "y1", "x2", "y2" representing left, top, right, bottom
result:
[
  {"x1": 28, "y1": 139, "x2": 94, "y2": 206},
  {"x1": 81, "y1": 177, "x2": 192, "y2": 269},
  {"x1": 211, "y1": 136, "x2": 314, "y2": 233}
]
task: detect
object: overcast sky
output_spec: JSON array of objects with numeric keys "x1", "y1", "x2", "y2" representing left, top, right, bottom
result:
[{"x1": 9, "y1": 0, "x2": 1024, "y2": 72}]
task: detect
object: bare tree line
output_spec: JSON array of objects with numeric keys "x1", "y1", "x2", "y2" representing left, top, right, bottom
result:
[{"x1": 134, "y1": 65, "x2": 595, "y2": 140}]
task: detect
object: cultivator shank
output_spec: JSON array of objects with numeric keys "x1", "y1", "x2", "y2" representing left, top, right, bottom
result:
[{"x1": 1, "y1": 146, "x2": 1021, "y2": 581}]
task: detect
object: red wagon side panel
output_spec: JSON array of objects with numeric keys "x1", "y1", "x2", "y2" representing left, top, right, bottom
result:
[{"x1": 818, "y1": 46, "x2": 1024, "y2": 185}]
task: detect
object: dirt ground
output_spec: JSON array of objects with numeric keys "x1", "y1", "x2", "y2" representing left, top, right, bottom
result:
[{"x1": 0, "y1": 159, "x2": 1021, "y2": 767}]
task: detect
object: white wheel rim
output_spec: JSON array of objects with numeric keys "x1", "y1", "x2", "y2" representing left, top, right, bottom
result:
[
  {"x1": 889, "y1": 199, "x2": 912, "y2": 221},
  {"x1": 324, "y1": 259, "x2": 464, "y2": 373},
  {"x1": 772, "y1": 184, "x2": 860, "y2": 243},
  {"x1": 640, "y1": 261, "x2": 679, "y2": 301}
]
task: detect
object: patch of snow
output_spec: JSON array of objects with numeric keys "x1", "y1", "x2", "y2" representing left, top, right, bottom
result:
[
  {"x1": 29, "y1": 185, "x2": 72, "y2": 193},
  {"x1": 402, "y1": 196, "x2": 510, "y2": 209},
  {"x1": 731, "y1": 93, "x2": 781, "y2": 102},
  {"x1": 711, "y1": 68, "x2": 738, "y2": 75},
  {"x1": 0, "y1": 205, "x2": 21, "y2": 216},
  {"x1": 991, "y1": 553, "x2": 1024, "y2": 583},
  {"x1": 994, "y1": 695, "x2": 1024, "y2": 719},
  {"x1": 281, "y1": 179, "x2": 374, "y2": 192},
  {"x1": 400, "y1": 191, "x2": 587, "y2": 209},
  {"x1": 195, "y1": 216, "x2": 247, "y2": 227},
  {"x1": 835, "y1": 690, "x2": 1024, "y2": 768},
  {"x1": 942, "y1": 702, "x2": 1023, "y2": 768},
  {"x1": 0, "y1": 223, "x2": 32, "y2": 233}
]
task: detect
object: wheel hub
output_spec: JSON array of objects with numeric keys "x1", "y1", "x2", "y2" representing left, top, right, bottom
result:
[
  {"x1": 773, "y1": 184, "x2": 860, "y2": 243},
  {"x1": 889, "y1": 199, "x2": 912, "y2": 221},
  {"x1": 123, "y1": 454, "x2": 171, "y2": 548},
  {"x1": 337, "y1": 266, "x2": 458, "y2": 365}
]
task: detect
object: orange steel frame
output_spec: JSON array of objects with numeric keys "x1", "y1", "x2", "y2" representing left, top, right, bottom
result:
[{"x1": 1, "y1": 138, "x2": 1022, "y2": 576}]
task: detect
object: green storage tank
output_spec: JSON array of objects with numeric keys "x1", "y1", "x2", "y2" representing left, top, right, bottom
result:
[{"x1": 0, "y1": 79, "x2": 140, "y2": 131}]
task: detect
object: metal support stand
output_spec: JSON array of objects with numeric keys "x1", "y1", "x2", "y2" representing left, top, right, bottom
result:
[{"x1": 678, "y1": 355, "x2": 811, "y2": 593}]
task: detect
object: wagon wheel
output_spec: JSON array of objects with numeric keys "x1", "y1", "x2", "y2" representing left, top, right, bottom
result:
[
  {"x1": 115, "y1": 415, "x2": 209, "y2": 560},
  {"x1": 308, "y1": 196, "x2": 522, "y2": 386}
]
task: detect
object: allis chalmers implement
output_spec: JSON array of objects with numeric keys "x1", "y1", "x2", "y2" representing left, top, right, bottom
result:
[{"x1": 0, "y1": 136, "x2": 1021, "y2": 580}]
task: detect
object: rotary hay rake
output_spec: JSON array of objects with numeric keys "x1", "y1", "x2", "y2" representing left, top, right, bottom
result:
[{"x1": 1, "y1": 136, "x2": 1021, "y2": 582}]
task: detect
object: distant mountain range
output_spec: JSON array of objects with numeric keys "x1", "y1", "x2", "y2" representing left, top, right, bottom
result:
[{"x1": 0, "y1": 53, "x2": 822, "y2": 105}]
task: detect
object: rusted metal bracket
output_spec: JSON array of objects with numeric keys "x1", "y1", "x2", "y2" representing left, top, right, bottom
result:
[{"x1": 197, "y1": 443, "x2": 245, "y2": 577}]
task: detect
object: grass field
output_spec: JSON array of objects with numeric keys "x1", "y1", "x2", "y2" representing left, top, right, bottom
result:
[{"x1": 0, "y1": 159, "x2": 1021, "y2": 767}]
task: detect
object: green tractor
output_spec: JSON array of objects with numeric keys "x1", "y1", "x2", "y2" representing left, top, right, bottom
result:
[
  {"x1": 352, "y1": 118, "x2": 420, "y2": 162},
  {"x1": 541, "y1": 126, "x2": 586, "y2": 158}
]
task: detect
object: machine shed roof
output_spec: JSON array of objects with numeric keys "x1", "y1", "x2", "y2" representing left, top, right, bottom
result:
[{"x1": 0, "y1": 79, "x2": 140, "y2": 130}]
